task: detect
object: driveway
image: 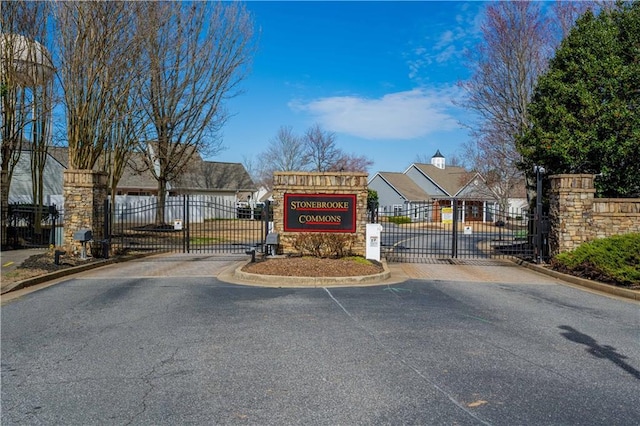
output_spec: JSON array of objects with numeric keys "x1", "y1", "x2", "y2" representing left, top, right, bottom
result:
[{"x1": 2, "y1": 255, "x2": 639, "y2": 425}]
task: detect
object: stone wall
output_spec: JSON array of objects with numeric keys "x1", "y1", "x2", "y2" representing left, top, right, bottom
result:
[
  {"x1": 271, "y1": 171, "x2": 369, "y2": 256},
  {"x1": 63, "y1": 169, "x2": 107, "y2": 255},
  {"x1": 549, "y1": 174, "x2": 640, "y2": 255}
]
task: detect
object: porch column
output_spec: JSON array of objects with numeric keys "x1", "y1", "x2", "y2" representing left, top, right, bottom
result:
[
  {"x1": 482, "y1": 201, "x2": 487, "y2": 223},
  {"x1": 461, "y1": 200, "x2": 466, "y2": 223}
]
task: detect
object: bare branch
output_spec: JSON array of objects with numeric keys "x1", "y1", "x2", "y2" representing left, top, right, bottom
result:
[
  {"x1": 136, "y1": 1, "x2": 255, "y2": 223},
  {"x1": 54, "y1": 1, "x2": 139, "y2": 170}
]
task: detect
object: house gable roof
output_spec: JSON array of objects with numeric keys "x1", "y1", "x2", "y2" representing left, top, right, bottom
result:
[
  {"x1": 409, "y1": 163, "x2": 470, "y2": 196},
  {"x1": 173, "y1": 160, "x2": 256, "y2": 192},
  {"x1": 454, "y1": 172, "x2": 499, "y2": 200},
  {"x1": 375, "y1": 172, "x2": 431, "y2": 202}
]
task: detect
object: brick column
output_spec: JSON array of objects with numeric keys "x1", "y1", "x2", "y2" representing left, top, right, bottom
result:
[
  {"x1": 548, "y1": 174, "x2": 596, "y2": 256},
  {"x1": 63, "y1": 169, "x2": 108, "y2": 255}
]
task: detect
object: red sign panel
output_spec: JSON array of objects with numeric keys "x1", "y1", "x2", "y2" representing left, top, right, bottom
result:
[{"x1": 284, "y1": 193, "x2": 356, "y2": 233}]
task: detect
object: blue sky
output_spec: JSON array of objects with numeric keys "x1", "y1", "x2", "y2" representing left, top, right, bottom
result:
[{"x1": 218, "y1": 1, "x2": 488, "y2": 175}]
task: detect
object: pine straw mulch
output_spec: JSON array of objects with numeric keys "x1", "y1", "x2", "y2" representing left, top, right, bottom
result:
[
  {"x1": 241, "y1": 256, "x2": 384, "y2": 277},
  {"x1": 2, "y1": 251, "x2": 100, "y2": 286}
]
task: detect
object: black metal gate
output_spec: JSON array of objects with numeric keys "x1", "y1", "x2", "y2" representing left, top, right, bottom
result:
[
  {"x1": 377, "y1": 200, "x2": 548, "y2": 262},
  {"x1": 107, "y1": 196, "x2": 269, "y2": 255}
]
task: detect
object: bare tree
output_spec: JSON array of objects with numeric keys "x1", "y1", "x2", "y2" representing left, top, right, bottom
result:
[
  {"x1": 55, "y1": 2, "x2": 138, "y2": 171},
  {"x1": 1, "y1": 1, "x2": 54, "y2": 197},
  {"x1": 30, "y1": 62, "x2": 54, "y2": 236},
  {"x1": 304, "y1": 124, "x2": 341, "y2": 172},
  {"x1": 96, "y1": 6, "x2": 147, "y2": 207},
  {"x1": 103, "y1": 80, "x2": 147, "y2": 207},
  {"x1": 1, "y1": 1, "x2": 55, "y2": 244},
  {"x1": 136, "y1": 1, "x2": 255, "y2": 224},
  {"x1": 303, "y1": 123, "x2": 373, "y2": 173},
  {"x1": 258, "y1": 123, "x2": 374, "y2": 185},
  {"x1": 262, "y1": 125, "x2": 309, "y2": 179},
  {"x1": 242, "y1": 154, "x2": 273, "y2": 192},
  {"x1": 331, "y1": 153, "x2": 373, "y2": 173},
  {"x1": 29, "y1": 2, "x2": 55, "y2": 237},
  {"x1": 459, "y1": 1, "x2": 553, "y2": 212},
  {"x1": 460, "y1": 1, "x2": 600, "y2": 212},
  {"x1": 553, "y1": 0, "x2": 595, "y2": 39}
]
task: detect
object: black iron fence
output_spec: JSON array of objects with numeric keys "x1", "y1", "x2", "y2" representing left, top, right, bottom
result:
[
  {"x1": 5, "y1": 203, "x2": 61, "y2": 248},
  {"x1": 107, "y1": 195, "x2": 270, "y2": 255},
  {"x1": 376, "y1": 200, "x2": 549, "y2": 262}
]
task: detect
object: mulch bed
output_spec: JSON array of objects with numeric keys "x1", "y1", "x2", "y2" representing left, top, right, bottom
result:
[{"x1": 241, "y1": 256, "x2": 384, "y2": 277}]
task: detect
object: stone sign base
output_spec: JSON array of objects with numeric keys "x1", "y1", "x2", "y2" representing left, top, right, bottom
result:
[{"x1": 271, "y1": 172, "x2": 369, "y2": 256}]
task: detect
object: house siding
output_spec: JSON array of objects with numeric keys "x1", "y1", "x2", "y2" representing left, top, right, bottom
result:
[
  {"x1": 368, "y1": 175, "x2": 407, "y2": 208},
  {"x1": 8, "y1": 153, "x2": 65, "y2": 202}
]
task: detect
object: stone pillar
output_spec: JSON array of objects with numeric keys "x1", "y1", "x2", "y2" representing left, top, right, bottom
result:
[
  {"x1": 272, "y1": 172, "x2": 369, "y2": 256},
  {"x1": 1, "y1": 170, "x2": 8, "y2": 248},
  {"x1": 63, "y1": 169, "x2": 108, "y2": 256},
  {"x1": 548, "y1": 174, "x2": 596, "y2": 256}
]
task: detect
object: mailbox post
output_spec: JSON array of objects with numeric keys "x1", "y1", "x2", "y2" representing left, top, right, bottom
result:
[
  {"x1": 73, "y1": 229, "x2": 93, "y2": 260},
  {"x1": 265, "y1": 232, "x2": 279, "y2": 256},
  {"x1": 366, "y1": 223, "x2": 383, "y2": 262}
]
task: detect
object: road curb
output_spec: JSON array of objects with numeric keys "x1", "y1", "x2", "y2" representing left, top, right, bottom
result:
[
  {"x1": 0, "y1": 252, "x2": 161, "y2": 295},
  {"x1": 218, "y1": 259, "x2": 394, "y2": 288},
  {"x1": 512, "y1": 259, "x2": 640, "y2": 301}
]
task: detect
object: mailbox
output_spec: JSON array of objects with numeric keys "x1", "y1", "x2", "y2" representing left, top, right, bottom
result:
[
  {"x1": 265, "y1": 233, "x2": 279, "y2": 245},
  {"x1": 73, "y1": 229, "x2": 93, "y2": 242},
  {"x1": 74, "y1": 229, "x2": 92, "y2": 260},
  {"x1": 265, "y1": 232, "x2": 279, "y2": 256}
]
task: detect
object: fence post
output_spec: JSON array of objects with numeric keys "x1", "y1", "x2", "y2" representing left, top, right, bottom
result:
[
  {"x1": 184, "y1": 194, "x2": 190, "y2": 254},
  {"x1": 452, "y1": 200, "x2": 458, "y2": 258},
  {"x1": 535, "y1": 166, "x2": 545, "y2": 264},
  {"x1": 50, "y1": 204, "x2": 57, "y2": 246},
  {"x1": 103, "y1": 198, "x2": 110, "y2": 259},
  {"x1": 264, "y1": 199, "x2": 270, "y2": 241}
]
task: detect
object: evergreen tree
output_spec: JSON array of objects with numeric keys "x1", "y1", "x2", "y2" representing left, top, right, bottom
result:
[{"x1": 518, "y1": 2, "x2": 640, "y2": 197}]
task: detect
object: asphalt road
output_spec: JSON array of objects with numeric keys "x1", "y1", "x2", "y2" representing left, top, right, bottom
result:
[
  {"x1": 381, "y1": 223, "x2": 519, "y2": 259},
  {"x1": 2, "y1": 261, "x2": 639, "y2": 425}
]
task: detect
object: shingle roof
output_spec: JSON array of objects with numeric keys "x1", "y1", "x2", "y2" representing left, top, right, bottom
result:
[
  {"x1": 47, "y1": 146, "x2": 70, "y2": 168},
  {"x1": 36, "y1": 146, "x2": 255, "y2": 193},
  {"x1": 119, "y1": 153, "x2": 157, "y2": 190},
  {"x1": 411, "y1": 163, "x2": 470, "y2": 196},
  {"x1": 173, "y1": 160, "x2": 256, "y2": 192},
  {"x1": 377, "y1": 172, "x2": 431, "y2": 201}
]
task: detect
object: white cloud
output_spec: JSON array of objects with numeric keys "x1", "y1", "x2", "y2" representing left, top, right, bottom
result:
[
  {"x1": 434, "y1": 30, "x2": 455, "y2": 51},
  {"x1": 406, "y1": 3, "x2": 484, "y2": 82},
  {"x1": 289, "y1": 88, "x2": 463, "y2": 140}
]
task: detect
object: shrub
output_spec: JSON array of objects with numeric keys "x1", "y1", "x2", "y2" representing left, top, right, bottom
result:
[
  {"x1": 387, "y1": 216, "x2": 411, "y2": 225},
  {"x1": 292, "y1": 233, "x2": 356, "y2": 258},
  {"x1": 551, "y1": 233, "x2": 640, "y2": 287}
]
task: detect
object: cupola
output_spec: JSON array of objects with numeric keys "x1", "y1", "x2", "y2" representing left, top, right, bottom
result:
[{"x1": 431, "y1": 150, "x2": 445, "y2": 169}]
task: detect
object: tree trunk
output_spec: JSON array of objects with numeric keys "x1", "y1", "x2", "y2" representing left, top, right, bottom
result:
[{"x1": 156, "y1": 177, "x2": 167, "y2": 225}]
